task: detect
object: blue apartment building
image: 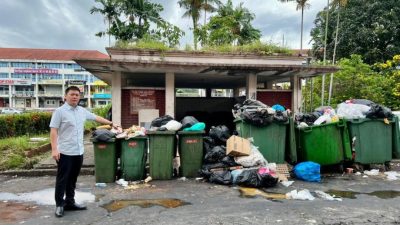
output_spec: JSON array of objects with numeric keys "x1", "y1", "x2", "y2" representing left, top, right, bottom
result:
[{"x1": 0, "y1": 48, "x2": 111, "y2": 109}]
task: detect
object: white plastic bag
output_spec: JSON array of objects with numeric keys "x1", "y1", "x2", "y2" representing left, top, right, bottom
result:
[
  {"x1": 234, "y1": 145, "x2": 268, "y2": 167},
  {"x1": 286, "y1": 189, "x2": 315, "y2": 201},
  {"x1": 337, "y1": 103, "x2": 370, "y2": 119},
  {"x1": 161, "y1": 120, "x2": 182, "y2": 131}
]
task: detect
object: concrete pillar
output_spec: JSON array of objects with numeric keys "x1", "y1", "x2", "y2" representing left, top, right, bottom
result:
[
  {"x1": 111, "y1": 71, "x2": 122, "y2": 126},
  {"x1": 35, "y1": 74, "x2": 39, "y2": 108},
  {"x1": 266, "y1": 81, "x2": 273, "y2": 89},
  {"x1": 291, "y1": 75, "x2": 302, "y2": 113},
  {"x1": 246, "y1": 74, "x2": 257, "y2": 99},
  {"x1": 165, "y1": 72, "x2": 175, "y2": 117}
]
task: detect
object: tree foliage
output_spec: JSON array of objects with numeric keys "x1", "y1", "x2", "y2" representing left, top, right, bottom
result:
[
  {"x1": 178, "y1": 0, "x2": 220, "y2": 49},
  {"x1": 311, "y1": 0, "x2": 400, "y2": 64},
  {"x1": 303, "y1": 55, "x2": 397, "y2": 112},
  {"x1": 91, "y1": 0, "x2": 184, "y2": 47},
  {"x1": 197, "y1": 0, "x2": 261, "y2": 46}
]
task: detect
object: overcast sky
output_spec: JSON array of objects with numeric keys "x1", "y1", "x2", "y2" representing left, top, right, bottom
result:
[{"x1": 0, "y1": 0, "x2": 327, "y2": 53}]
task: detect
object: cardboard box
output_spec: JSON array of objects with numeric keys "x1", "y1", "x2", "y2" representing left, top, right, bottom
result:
[{"x1": 226, "y1": 135, "x2": 251, "y2": 156}]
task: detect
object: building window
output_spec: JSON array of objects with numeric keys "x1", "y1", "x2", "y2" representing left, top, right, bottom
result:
[
  {"x1": 11, "y1": 73, "x2": 32, "y2": 79},
  {"x1": 0, "y1": 73, "x2": 8, "y2": 78},
  {"x1": 211, "y1": 89, "x2": 234, "y2": 97},
  {"x1": 38, "y1": 74, "x2": 62, "y2": 80},
  {"x1": 0, "y1": 62, "x2": 8, "y2": 67},
  {"x1": 64, "y1": 63, "x2": 82, "y2": 70},
  {"x1": 11, "y1": 62, "x2": 34, "y2": 68},
  {"x1": 41, "y1": 63, "x2": 62, "y2": 69},
  {"x1": 65, "y1": 74, "x2": 84, "y2": 80}
]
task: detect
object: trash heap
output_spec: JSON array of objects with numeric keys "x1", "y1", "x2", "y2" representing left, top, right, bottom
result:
[
  {"x1": 149, "y1": 115, "x2": 206, "y2": 132},
  {"x1": 295, "y1": 106, "x2": 339, "y2": 127},
  {"x1": 200, "y1": 125, "x2": 279, "y2": 188},
  {"x1": 337, "y1": 99, "x2": 393, "y2": 119},
  {"x1": 232, "y1": 99, "x2": 289, "y2": 126}
]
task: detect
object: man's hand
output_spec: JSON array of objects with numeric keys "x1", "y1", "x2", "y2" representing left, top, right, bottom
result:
[{"x1": 52, "y1": 149, "x2": 60, "y2": 162}]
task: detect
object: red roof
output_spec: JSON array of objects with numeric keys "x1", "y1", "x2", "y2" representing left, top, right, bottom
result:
[{"x1": 0, "y1": 48, "x2": 109, "y2": 61}]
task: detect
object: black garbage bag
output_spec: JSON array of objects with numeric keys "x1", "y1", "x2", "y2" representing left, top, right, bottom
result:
[
  {"x1": 366, "y1": 103, "x2": 393, "y2": 119},
  {"x1": 273, "y1": 110, "x2": 288, "y2": 123},
  {"x1": 295, "y1": 112, "x2": 321, "y2": 125},
  {"x1": 151, "y1": 115, "x2": 174, "y2": 127},
  {"x1": 92, "y1": 129, "x2": 116, "y2": 142},
  {"x1": 242, "y1": 110, "x2": 273, "y2": 127},
  {"x1": 221, "y1": 156, "x2": 239, "y2": 167},
  {"x1": 204, "y1": 146, "x2": 226, "y2": 164},
  {"x1": 242, "y1": 99, "x2": 268, "y2": 108},
  {"x1": 209, "y1": 125, "x2": 231, "y2": 143},
  {"x1": 209, "y1": 170, "x2": 232, "y2": 185},
  {"x1": 200, "y1": 162, "x2": 227, "y2": 178},
  {"x1": 352, "y1": 99, "x2": 375, "y2": 106},
  {"x1": 203, "y1": 136, "x2": 216, "y2": 154},
  {"x1": 157, "y1": 127, "x2": 168, "y2": 131},
  {"x1": 180, "y1": 116, "x2": 199, "y2": 129},
  {"x1": 236, "y1": 169, "x2": 278, "y2": 188}
]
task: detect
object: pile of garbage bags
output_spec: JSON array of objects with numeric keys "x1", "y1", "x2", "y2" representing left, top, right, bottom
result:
[
  {"x1": 200, "y1": 125, "x2": 278, "y2": 188},
  {"x1": 337, "y1": 99, "x2": 393, "y2": 119},
  {"x1": 150, "y1": 115, "x2": 206, "y2": 132},
  {"x1": 295, "y1": 106, "x2": 339, "y2": 127},
  {"x1": 232, "y1": 99, "x2": 289, "y2": 126}
]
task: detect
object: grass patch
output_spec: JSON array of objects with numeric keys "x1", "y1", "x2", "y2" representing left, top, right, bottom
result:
[
  {"x1": 114, "y1": 40, "x2": 292, "y2": 56},
  {"x1": 0, "y1": 133, "x2": 50, "y2": 171},
  {"x1": 84, "y1": 104, "x2": 112, "y2": 132}
]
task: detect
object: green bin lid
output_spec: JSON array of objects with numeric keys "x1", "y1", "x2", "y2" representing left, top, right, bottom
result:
[
  {"x1": 177, "y1": 131, "x2": 205, "y2": 135},
  {"x1": 90, "y1": 138, "x2": 116, "y2": 143},
  {"x1": 147, "y1": 130, "x2": 176, "y2": 135}
]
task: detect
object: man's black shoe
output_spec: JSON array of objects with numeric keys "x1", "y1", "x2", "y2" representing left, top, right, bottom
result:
[
  {"x1": 64, "y1": 203, "x2": 87, "y2": 211},
  {"x1": 55, "y1": 206, "x2": 64, "y2": 217}
]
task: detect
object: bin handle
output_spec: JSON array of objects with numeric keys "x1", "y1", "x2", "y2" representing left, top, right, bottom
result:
[{"x1": 303, "y1": 127, "x2": 313, "y2": 133}]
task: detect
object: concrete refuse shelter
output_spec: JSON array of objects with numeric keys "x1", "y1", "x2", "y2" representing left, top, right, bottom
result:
[{"x1": 75, "y1": 48, "x2": 338, "y2": 129}]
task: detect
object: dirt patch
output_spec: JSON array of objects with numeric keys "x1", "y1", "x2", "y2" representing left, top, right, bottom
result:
[
  {"x1": 0, "y1": 201, "x2": 39, "y2": 223},
  {"x1": 25, "y1": 143, "x2": 51, "y2": 158}
]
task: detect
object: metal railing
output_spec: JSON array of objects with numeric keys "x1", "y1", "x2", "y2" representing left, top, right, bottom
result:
[
  {"x1": 38, "y1": 91, "x2": 63, "y2": 96},
  {"x1": 13, "y1": 91, "x2": 34, "y2": 97}
]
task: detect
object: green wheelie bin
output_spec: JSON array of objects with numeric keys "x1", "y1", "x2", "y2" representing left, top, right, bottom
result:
[
  {"x1": 92, "y1": 138, "x2": 117, "y2": 183},
  {"x1": 147, "y1": 131, "x2": 176, "y2": 180},
  {"x1": 393, "y1": 115, "x2": 400, "y2": 159},
  {"x1": 120, "y1": 136, "x2": 147, "y2": 181},
  {"x1": 296, "y1": 119, "x2": 352, "y2": 167},
  {"x1": 347, "y1": 118, "x2": 394, "y2": 167},
  {"x1": 234, "y1": 118, "x2": 288, "y2": 163},
  {"x1": 178, "y1": 131, "x2": 204, "y2": 178}
]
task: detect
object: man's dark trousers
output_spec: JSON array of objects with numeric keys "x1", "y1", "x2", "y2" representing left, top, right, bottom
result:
[{"x1": 55, "y1": 154, "x2": 83, "y2": 207}]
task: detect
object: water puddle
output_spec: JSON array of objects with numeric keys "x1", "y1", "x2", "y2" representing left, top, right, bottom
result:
[
  {"x1": 239, "y1": 187, "x2": 287, "y2": 200},
  {"x1": 327, "y1": 190, "x2": 400, "y2": 199},
  {"x1": 0, "y1": 188, "x2": 95, "y2": 205},
  {"x1": 101, "y1": 199, "x2": 190, "y2": 212},
  {"x1": 0, "y1": 201, "x2": 38, "y2": 223}
]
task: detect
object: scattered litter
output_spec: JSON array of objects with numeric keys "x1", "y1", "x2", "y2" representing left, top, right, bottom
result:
[
  {"x1": 124, "y1": 183, "x2": 150, "y2": 190},
  {"x1": 363, "y1": 175, "x2": 368, "y2": 178},
  {"x1": 95, "y1": 183, "x2": 107, "y2": 188},
  {"x1": 286, "y1": 189, "x2": 315, "y2": 201},
  {"x1": 280, "y1": 181, "x2": 294, "y2": 187},
  {"x1": 384, "y1": 171, "x2": 400, "y2": 181},
  {"x1": 355, "y1": 172, "x2": 362, "y2": 175},
  {"x1": 364, "y1": 169, "x2": 379, "y2": 176},
  {"x1": 314, "y1": 190, "x2": 342, "y2": 201},
  {"x1": 144, "y1": 176, "x2": 152, "y2": 183},
  {"x1": 116, "y1": 179, "x2": 128, "y2": 187},
  {"x1": 178, "y1": 177, "x2": 187, "y2": 181},
  {"x1": 195, "y1": 177, "x2": 203, "y2": 181}
]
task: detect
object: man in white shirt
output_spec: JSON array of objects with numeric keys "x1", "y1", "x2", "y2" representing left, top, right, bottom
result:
[{"x1": 50, "y1": 86, "x2": 117, "y2": 218}]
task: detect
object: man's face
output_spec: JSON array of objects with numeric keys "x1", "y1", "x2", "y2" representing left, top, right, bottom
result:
[{"x1": 65, "y1": 90, "x2": 80, "y2": 106}]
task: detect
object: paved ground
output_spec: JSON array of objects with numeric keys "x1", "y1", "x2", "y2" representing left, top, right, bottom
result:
[{"x1": 1, "y1": 173, "x2": 400, "y2": 225}]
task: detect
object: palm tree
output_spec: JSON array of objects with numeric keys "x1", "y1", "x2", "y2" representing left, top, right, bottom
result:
[
  {"x1": 178, "y1": 0, "x2": 220, "y2": 49},
  {"x1": 90, "y1": 0, "x2": 119, "y2": 47},
  {"x1": 327, "y1": 0, "x2": 348, "y2": 105},
  {"x1": 279, "y1": 0, "x2": 311, "y2": 55}
]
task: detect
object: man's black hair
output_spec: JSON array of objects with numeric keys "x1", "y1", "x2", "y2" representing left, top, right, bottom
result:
[{"x1": 65, "y1": 86, "x2": 81, "y2": 95}]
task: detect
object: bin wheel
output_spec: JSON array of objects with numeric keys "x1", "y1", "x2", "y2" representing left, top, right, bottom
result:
[
  {"x1": 354, "y1": 163, "x2": 364, "y2": 172},
  {"x1": 338, "y1": 163, "x2": 344, "y2": 173},
  {"x1": 384, "y1": 162, "x2": 391, "y2": 171}
]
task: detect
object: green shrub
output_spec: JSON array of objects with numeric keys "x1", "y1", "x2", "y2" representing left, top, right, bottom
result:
[{"x1": 0, "y1": 112, "x2": 52, "y2": 138}]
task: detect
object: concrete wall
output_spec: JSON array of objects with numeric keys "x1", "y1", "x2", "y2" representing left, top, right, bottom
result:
[
  {"x1": 257, "y1": 91, "x2": 292, "y2": 110},
  {"x1": 121, "y1": 89, "x2": 165, "y2": 128}
]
